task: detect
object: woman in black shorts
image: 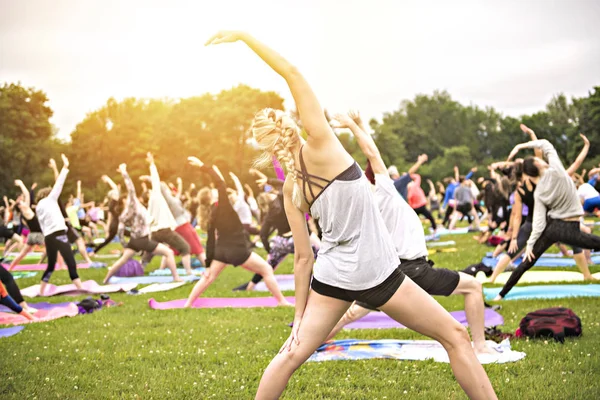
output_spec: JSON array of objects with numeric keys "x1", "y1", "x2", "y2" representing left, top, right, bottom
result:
[
  {"x1": 205, "y1": 30, "x2": 496, "y2": 399},
  {"x1": 183, "y1": 159, "x2": 290, "y2": 307},
  {"x1": 102, "y1": 164, "x2": 182, "y2": 284}
]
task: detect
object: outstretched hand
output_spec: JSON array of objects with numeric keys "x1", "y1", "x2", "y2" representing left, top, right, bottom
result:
[
  {"x1": 280, "y1": 317, "x2": 302, "y2": 353},
  {"x1": 146, "y1": 152, "x2": 154, "y2": 164},
  {"x1": 580, "y1": 133, "x2": 590, "y2": 147},
  {"x1": 118, "y1": 163, "x2": 127, "y2": 174},
  {"x1": 188, "y1": 156, "x2": 204, "y2": 168},
  {"x1": 61, "y1": 154, "x2": 69, "y2": 168},
  {"x1": 417, "y1": 154, "x2": 428, "y2": 164},
  {"x1": 205, "y1": 31, "x2": 242, "y2": 46},
  {"x1": 48, "y1": 158, "x2": 57, "y2": 169},
  {"x1": 333, "y1": 113, "x2": 355, "y2": 129},
  {"x1": 520, "y1": 124, "x2": 535, "y2": 137},
  {"x1": 348, "y1": 110, "x2": 363, "y2": 128},
  {"x1": 14, "y1": 179, "x2": 24, "y2": 187}
]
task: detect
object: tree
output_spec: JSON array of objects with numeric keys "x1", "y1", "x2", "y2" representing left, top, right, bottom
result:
[{"x1": 0, "y1": 83, "x2": 61, "y2": 196}]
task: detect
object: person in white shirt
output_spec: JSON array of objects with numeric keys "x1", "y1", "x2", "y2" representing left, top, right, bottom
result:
[
  {"x1": 577, "y1": 170, "x2": 600, "y2": 214},
  {"x1": 35, "y1": 154, "x2": 83, "y2": 295}
]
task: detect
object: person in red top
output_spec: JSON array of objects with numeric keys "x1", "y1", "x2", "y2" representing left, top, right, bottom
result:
[{"x1": 407, "y1": 161, "x2": 437, "y2": 231}]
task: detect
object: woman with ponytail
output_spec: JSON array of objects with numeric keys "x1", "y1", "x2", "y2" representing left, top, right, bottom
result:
[{"x1": 205, "y1": 31, "x2": 496, "y2": 400}]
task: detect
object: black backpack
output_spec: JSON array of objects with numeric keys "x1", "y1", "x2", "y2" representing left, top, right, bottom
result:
[{"x1": 519, "y1": 307, "x2": 582, "y2": 343}]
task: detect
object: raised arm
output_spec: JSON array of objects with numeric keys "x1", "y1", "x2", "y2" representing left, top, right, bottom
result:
[
  {"x1": 229, "y1": 172, "x2": 245, "y2": 199},
  {"x1": 509, "y1": 139, "x2": 564, "y2": 171},
  {"x1": 101, "y1": 175, "x2": 120, "y2": 200},
  {"x1": 14, "y1": 180, "x2": 30, "y2": 207},
  {"x1": 426, "y1": 179, "x2": 436, "y2": 197},
  {"x1": 49, "y1": 154, "x2": 70, "y2": 201},
  {"x1": 206, "y1": 31, "x2": 333, "y2": 142},
  {"x1": 566, "y1": 134, "x2": 590, "y2": 176},
  {"x1": 77, "y1": 180, "x2": 82, "y2": 201},
  {"x1": 249, "y1": 168, "x2": 269, "y2": 188},
  {"x1": 520, "y1": 124, "x2": 543, "y2": 159},
  {"x1": 145, "y1": 152, "x2": 162, "y2": 193},
  {"x1": 48, "y1": 158, "x2": 59, "y2": 181},
  {"x1": 454, "y1": 166, "x2": 459, "y2": 182},
  {"x1": 333, "y1": 111, "x2": 387, "y2": 174},
  {"x1": 408, "y1": 154, "x2": 428, "y2": 175}
]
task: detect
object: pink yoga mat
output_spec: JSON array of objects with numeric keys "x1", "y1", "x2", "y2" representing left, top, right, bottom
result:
[
  {"x1": 149, "y1": 296, "x2": 296, "y2": 310},
  {"x1": 0, "y1": 303, "x2": 79, "y2": 325},
  {"x1": 21, "y1": 280, "x2": 137, "y2": 298},
  {"x1": 11, "y1": 263, "x2": 91, "y2": 271}
]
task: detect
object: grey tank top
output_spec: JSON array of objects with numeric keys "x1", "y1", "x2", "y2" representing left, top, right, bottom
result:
[{"x1": 297, "y1": 149, "x2": 399, "y2": 291}]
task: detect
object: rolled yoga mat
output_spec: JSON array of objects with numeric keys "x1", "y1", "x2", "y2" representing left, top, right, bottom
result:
[
  {"x1": 21, "y1": 280, "x2": 138, "y2": 298},
  {"x1": 108, "y1": 274, "x2": 200, "y2": 285},
  {"x1": 0, "y1": 301, "x2": 74, "y2": 313},
  {"x1": 427, "y1": 241, "x2": 456, "y2": 248},
  {"x1": 479, "y1": 271, "x2": 600, "y2": 285},
  {"x1": 12, "y1": 271, "x2": 38, "y2": 280},
  {"x1": 343, "y1": 308, "x2": 504, "y2": 330},
  {"x1": 484, "y1": 284, "x2": 600, "y2": 301},
  {"x1": 308, "y1": 339, "x2": 526, "y2": 364},
  {"x1": 0, "y1": 303, "x2": 79, "y2": 325},
  {"x1": 149, "y1": 296, "x2": 296, "y2": 309},
  {"x1": 0, "y1": 326, "x2": 25, "y2": 338},
  {"x1": 482, "y1": 255, "x2": 600, "y2": 268}
]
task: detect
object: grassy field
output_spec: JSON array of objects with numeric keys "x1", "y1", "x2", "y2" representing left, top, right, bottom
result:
[{"x1": 2, "y1": 229, "x2": 600, "y2": 399}]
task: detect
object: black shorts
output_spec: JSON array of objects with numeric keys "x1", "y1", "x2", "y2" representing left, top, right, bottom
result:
[
  {"x1": 213, "y1": 242, "x2": 252, "y2": 266},
  {"x1": 397, "y1": 257, "x2": 460, "y2": 297},
  {"x1": 151, "y1": 228, "x2": 190, "y2": 255},
  {"x1": 456, "y1": 203, "x2": 473, "y2": 215},
  {"x1": 0, "y1": 226, "x2": 15, "y2": 240},
  {"x1": 66, "y1": 225, "x2": 80, "y2": 243},
  {"x1": 311, "y1": 267, "x2": 406, "y2": 309},
  {"x1": 79, "y1": 218, "x2": 90, "y2": 228},
  {"x1": 126, "y1": 236, "x2": 159, "y2": 253}
]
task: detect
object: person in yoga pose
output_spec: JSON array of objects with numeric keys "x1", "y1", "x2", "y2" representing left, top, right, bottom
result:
[
  {"x1": 141, "y1": 153, "x2": 194, "y2": 275},
  {"x1": 494, "y1": 137, "x2": 600, "y2": 300},
  {"x1": 229, "y1": 172, "x2": 261, "y2": 236},
  {"x1": 205, "y1": 30, "x2": 496, "y2": 399},
  {"x1": 184, "y1": 158, "x2": 290, "y2": 307},
  {"x1": 578, "y1": 168, "x2": 600, "y2": 215},
  {"x1": 406, "y1": 156, "x2": 438, "y2": 231},
  {"x1": 93, "y1": 175, "x2": 121, "y2": 254},
  {"x1": 448, "y1": 178, "x2": 480, "y2": 231},
  {"x1": 387, "y1": 155, "x2": 428, "y2": 202},
  {"x1": 35, "y1": 154, "x2": 84, "y2": 296},
  {"x1": 0, "y1": 281, "x2": 34, "y2": 320},
  {"x1": 0, "y1": 264, "x2": 36, "y2": 315},
  {"x1": 329, "y1": 111, "x2": 495, "y2": 356},
  {"x1": 8, "y1": 180, "x2": 46, "y2": 270},
  {"x1": 1, "y1": 196, "x2": 24, "y2": 257},
  {"x1": 103, "y1": 164, "x2": 182, "y2": 284}
]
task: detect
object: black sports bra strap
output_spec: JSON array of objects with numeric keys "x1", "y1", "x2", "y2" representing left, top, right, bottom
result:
[{"x1": 296, "y1": 145, "x2": 331, "y2": 205}]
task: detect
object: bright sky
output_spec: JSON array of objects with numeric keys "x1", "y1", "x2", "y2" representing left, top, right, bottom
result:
[{"x1": 1, "y1": 0, "x2": 599, "y2": 139}]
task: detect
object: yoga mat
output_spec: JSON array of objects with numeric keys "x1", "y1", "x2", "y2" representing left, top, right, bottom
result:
[
  {"x1": 482, "y1": 255, "x2": 600, "y2": 268},
  {"x1": 12, "y1": 271, "x2": 37, "y2": 279},
  {"x1": 0, "y1": 326, "x2": 25, "y2": 338},
  {"x1": 308, "y1": 339, "x2": 525, "y2": 364},
  {"x1": 0, "y1": 303, "x2": 79, "y2": 325},
  {"x1": 484, "y1": 284, "x2": 600, "y2": 301},
  {"x1": 0, "y1": 301, "x2": 74, "y2": 313},
  {"x1": 427, "y1": 241, "x2": 456, "y2": 248},
  {"x1": 148, "y1": 296, "x2": 295, "y2": 310},
  {"x1": 149, "y1": 267, "x2": 205, "y2": 276},
  {"x1": 485, "y1": 251, "x2": 600, "y2": 259},
  {"x1": 137, "y1": 282, "x2": 188, "y2": 294},
  {"x1": 479, "y1": 271, "x2": 600, "y2": 285},
  {"x1": 343, "y1": 309, "x2": 504, "y2": 330},
  {"x1": 21, "y1": 280, "x2": 138, "y2": 298},
  {"x1": 254, "y1": 274, "x2": 295, "y2": 292},
  {"x1": 6, "y1": 252, "x2": 44, "y2": 258},
  {"x1": 428, "y1": 248, "x2": 458, "y2": 255},
  {"x1": 108, "y1": 274, "x2": 200, "y2": 285},
  {"x1": 10, "y1": 262, "x2": 106, "y2": 271}
]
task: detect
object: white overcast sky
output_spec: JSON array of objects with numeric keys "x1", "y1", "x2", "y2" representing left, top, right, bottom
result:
[{"x1": 1, "y1": 0, "x2": 599, "y2": 139}]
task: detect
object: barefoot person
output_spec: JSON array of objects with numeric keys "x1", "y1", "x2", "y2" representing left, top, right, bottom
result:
[
  {"x1": 205, "y1": 30, "x2": 496, "y2": 399},
  {"x1": 184, "y1": 158, "x2": 290, "y2": 307}
]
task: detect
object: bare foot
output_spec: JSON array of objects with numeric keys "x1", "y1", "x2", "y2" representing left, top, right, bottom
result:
[
  {"x1": 278, "y1": 299, "x2": 293, "y2": 306},
  {"x1": 173, "y1": 277, "x2": 185, "y2": 283},
  {"x1": 584, "y1": 275, "x2": 599, "y2": 282},
  {"x1": 493, "y1": 295, "x2": 503, "y2": 301},
  {"x1": 20, "y1": 310, "x2": 35, "y2": 321},
  {"x1": 26, "y1": 306, "x2": 38, "y2": 314},
  {"x1": 474, "y1": 344, "x2": 499, "y2": 356},
  {"x1": 185, "y1": 269, "x2": 194, "y2": 276}
]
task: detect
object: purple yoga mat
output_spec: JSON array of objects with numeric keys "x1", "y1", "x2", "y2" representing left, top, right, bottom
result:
[
  {"x1": 0, "y1": 326, "x2": 25, "y2": 338},
  {"x1": 148, "y1": 296, "x2": 296, "y2": 310},
  {"x1": 0, "y1": 301, "x2": 74, "y2": 313},
  {"x1": 345, "y1": 309, "x2": 504, "y2": 330},
  {"x1": 12, "y1": 263, "x2": 91, "y2": 271}
]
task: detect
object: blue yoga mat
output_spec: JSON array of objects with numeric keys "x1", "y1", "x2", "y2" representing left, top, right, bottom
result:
[
  {"x1": 484, "y1": 285, "x2": 600, "y2": 301},
  {"x1": 0, "y1": 326, "x2": 25, "y2": 338},
  {"x1": 482, "y1": 255, "x2": 600, "y2": 268},
  {"x1": 149, "y1": 267, "x2": 205, "y2": 276},
  {"x1": 108, "y1": 274, "x2": 200, "y2": 285}
]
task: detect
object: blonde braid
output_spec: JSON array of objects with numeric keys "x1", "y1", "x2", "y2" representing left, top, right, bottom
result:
[{"x1": 251, "y1": 108, "x2": 302, "y2": 208}]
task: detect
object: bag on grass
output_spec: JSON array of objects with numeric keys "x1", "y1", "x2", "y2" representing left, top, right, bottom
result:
[
  {"x1": 114, "y1": 259, "x2": 143, "y2": 277},
  {"x1": 517, "y1": 307, "x2": 582, "y2": 343}
]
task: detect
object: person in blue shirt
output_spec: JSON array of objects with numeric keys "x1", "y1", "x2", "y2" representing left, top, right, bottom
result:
[
  {"x1": 387, "y1": 154, "x2": 428, "y2": 201},
  {"x1": 442, "y1": 166, "x2": 476, "y2": 227}
]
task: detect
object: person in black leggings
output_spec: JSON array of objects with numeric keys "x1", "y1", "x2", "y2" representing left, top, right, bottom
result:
[{"x1": 94, "y1": 176, "x2": 121, "y2": 254}]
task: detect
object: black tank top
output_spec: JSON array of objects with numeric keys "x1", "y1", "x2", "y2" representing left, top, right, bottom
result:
[
  {"x1": 25, "y1": 213, "x2": 42, "y2": 233},
  {"x1": 520, "y1": 181, "x2": 536, "y2": 222}
]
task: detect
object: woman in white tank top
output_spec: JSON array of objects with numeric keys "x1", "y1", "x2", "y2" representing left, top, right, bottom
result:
[{"x1": 205, "y1": 30, "x2": 496, "y2": 400}]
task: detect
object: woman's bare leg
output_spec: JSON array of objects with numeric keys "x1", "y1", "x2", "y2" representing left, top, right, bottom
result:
[
  {"x1": 103, "y1": 249, "x2": 136, "y2": 283},
  {"x1": 379, "y1": 277, "x2": 497, "y2": 399},
  {"x1": 489, "y1": 250, "x2": 523, "y2": 283},
  {"x1": 573, "y1": 252, "x2": 598, "y2": 280},
  {"x1": 75, "y1": 237, "x2": 93, "y2": 264},
  {"x1": 152, "y1": 244, "x2": 183, "y2": 282},
  {"x1": 325, "y1": 302, "x2": 371, "y2": 341},
  {"x1": 8, "y1": 244, "x2": 33, "y2": 270},
  {"x1": 256, "y1": 292, "x2": 351, "y2": 399},
  {"x1": 184, "y1": 260, "x2": 227, "y2": 307},
  {"x1": 241, "y1": 253, "x2": 291, "y2": 305}
]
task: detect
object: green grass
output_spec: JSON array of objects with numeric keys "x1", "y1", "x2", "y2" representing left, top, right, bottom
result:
[{"x1": 2, "y1": 228, "x2": 600, "y2": 399}]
